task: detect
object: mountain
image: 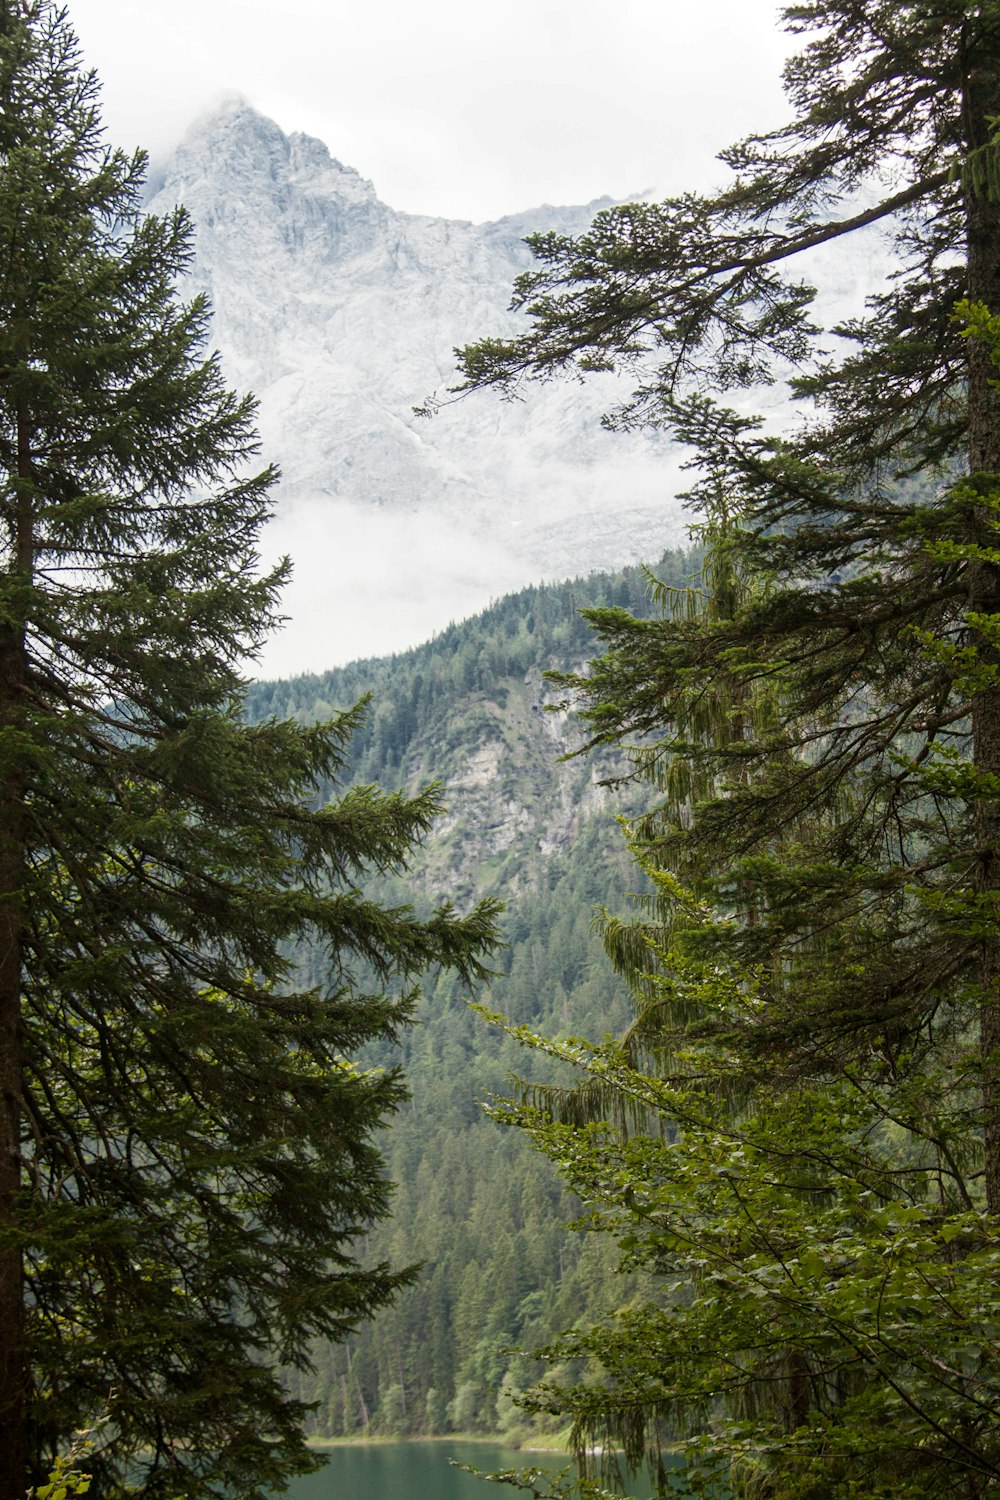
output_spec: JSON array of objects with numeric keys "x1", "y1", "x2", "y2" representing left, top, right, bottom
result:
[
  {"x1": 243, "y1": 550, "x2": 695, "y2": 1440},
  {"x1": 146, "y1": 101, "x2": 690, "y2": 674}
]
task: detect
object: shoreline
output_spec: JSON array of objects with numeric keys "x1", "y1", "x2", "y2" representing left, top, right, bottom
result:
[{"x1": 306, "y1": 1432, "x2": 569, "y2": 1454}]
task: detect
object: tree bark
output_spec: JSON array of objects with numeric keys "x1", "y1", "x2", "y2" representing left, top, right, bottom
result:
[
  {"x1": 0, "y1": 401, "x2": 32, "y2": 1496},
  {"x1": 963, "y1": 11, "x2": 1000, "y2": 1218}
]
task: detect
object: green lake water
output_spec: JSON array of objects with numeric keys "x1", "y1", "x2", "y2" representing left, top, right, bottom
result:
[{"x1": 281, "y1": 1439, "x2": 656, "y2": 1499}]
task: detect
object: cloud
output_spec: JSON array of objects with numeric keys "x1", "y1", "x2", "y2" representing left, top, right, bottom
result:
[
  {"x1": 255, "y1": 498, "x2": 531, "y2": 679},
  {"x1": 69, "y1": 0, "x2": 791, "y2": 222}
]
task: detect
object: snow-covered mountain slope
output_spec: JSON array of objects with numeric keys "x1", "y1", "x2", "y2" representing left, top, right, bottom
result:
[{"x1": 146, "y1": 102, "x2": 690, "y2": 675}]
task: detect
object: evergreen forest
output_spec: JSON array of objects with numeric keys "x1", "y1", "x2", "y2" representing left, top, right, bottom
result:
[
  {"x1": 244, "y1": 557, "x2": 694, "y2": 1447},
  {"x1": 11, "y1": 2, "x2": 1000, "y2": 1498}
]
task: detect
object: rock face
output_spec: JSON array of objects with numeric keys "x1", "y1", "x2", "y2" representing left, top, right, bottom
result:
[
  {"x1": 242, "y1": 561, "x2": 667, "y2": 910},
  {"x1": 146, "y1": 102, "x2": 688, "y2": 673}
]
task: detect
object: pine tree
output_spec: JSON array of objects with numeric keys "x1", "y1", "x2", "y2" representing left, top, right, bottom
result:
[
  {"x1": 0, "y1": 5, "x2": 500, "y2": 1495},
  {"x1": 456, "y1": 2, "x2": 1000, "y2": 1494}
]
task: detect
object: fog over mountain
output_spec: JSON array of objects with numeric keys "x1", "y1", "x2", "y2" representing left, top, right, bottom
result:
[
  {"x1": 145, "y1": 101, "x2": 692, "y2": 676},
  {"x1": 148, "y1": 100, "x2": 896, "y2": 678}
]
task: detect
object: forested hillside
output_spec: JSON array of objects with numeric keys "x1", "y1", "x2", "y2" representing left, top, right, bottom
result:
[{"x1": 244, "y1": 550, "x2": 694, "y2": 1439}]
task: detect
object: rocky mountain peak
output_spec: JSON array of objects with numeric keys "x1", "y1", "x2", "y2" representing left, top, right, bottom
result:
[
  {"x1": 168, "y1": 96, "x2": 292, "y2": 191},
  {"x1": 144, "y1": 106, "x2": 687, "y2": 675},
  {"x1": 156, "y1": 99, "x2": 387, "y2": 271}
]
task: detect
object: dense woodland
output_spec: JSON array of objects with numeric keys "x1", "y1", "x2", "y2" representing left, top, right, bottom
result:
[
  {"x1": 245, "y1": 558, "x2": 692, "y2": 1444},
  {"x1": 10, "y1": 1, "x2": 1000, "y2": 1497}
]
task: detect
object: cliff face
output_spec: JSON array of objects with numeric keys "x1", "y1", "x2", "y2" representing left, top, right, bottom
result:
[
  {"x1": 147, "y1": 101, "x2": 688, "y2": 672},
  {"x1": 242, "y1": 557, "x2": 685, "y2": 909}
]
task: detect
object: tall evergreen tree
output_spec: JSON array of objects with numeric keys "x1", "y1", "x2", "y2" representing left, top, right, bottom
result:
[
  {"x1": 456, "y1": 2, "x2": 1000, "y2": 1494},
  {"x1": 0, "y1": 5, "x2": 500, "y2": 1495}
]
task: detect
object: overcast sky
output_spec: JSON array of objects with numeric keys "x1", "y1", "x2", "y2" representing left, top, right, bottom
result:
[{"x1": 67, "y1": 0, "x2": 792, "y2": 223}]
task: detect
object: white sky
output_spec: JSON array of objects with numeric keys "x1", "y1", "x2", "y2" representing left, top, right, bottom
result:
[{"x1": 67, "y1": 0, "x2": 792, "y2": 223}]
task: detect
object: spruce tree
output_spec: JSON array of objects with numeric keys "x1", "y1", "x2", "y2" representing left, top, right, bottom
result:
[
  {"x1": 0, "y1": 4, "x2": 499, "y2": 1495},
  {"x1": 456, "y1": 2, "x2": 1000, "y2": 1494}
]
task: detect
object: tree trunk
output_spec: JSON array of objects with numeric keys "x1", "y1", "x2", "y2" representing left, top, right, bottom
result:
[
  {"x1": 0, "y1": 710, "x2": 25, "y2": 1498},
  {"x1": 963, "y1": 12, "x2": 1000, "y2": 1218},
  {"x1": 0, "y1": 402, "x2": 32, "y2": 1496}
]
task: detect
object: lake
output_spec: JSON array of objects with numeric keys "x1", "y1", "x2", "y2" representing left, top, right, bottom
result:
[{"x1": 282, "y1": 1439, "x2": 654, "y2": 1499}]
